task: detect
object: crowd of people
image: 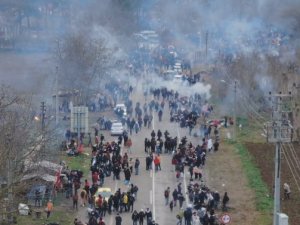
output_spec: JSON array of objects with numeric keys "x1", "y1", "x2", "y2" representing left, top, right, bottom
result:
[
  {"x1": 65, "y1": 132, "x2": 150, "y2": 225},
  {"x1": 61, "y1": 72, "x2": 230, "y2": 225},
  {"x1": 166, "y1": 135, "x2": 228, "y2": 225}
]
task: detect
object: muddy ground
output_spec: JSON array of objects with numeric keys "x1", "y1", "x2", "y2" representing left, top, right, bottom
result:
[{"x1": 245, "y1": 142, "x2": 300, "y2": 225}]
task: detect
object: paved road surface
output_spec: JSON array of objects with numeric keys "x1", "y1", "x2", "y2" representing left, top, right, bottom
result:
[{"x1": 77, "y1": 78, "x2": 207, "y2": 225}]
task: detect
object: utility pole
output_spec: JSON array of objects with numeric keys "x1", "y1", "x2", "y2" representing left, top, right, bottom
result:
[
  {"x1": 55, "y1": 66, "x2": 59, "y2": 126},
  {"x1": 233, "y1": 80, "x2": 237, "y2": 141},
  {"x1": 41, "y1": 101, "x2": 46, "y2": 158},
  {"x1": 267, "y1": 92, "x2": 293, "y2": 225},
  {"x1": 41, "y1": 101, "x2": 46, "y2": 132},
  {"x1": 5, "y1": 133, "x2": 13, "y2": 224},
  {"x1": 205, "y1": 31, "x2": 208, "y2": 60}
]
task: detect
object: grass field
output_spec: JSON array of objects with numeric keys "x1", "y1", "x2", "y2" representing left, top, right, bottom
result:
[
  {"x1": 16, "y1": 208, "x2": 74, "y2": 225},
  {"x1": 62, "y1": 151, "x2": 91, "y2": 178}
]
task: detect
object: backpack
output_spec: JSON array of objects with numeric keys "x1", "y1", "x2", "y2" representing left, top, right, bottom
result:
[
  {"x1": 164, "y1": 190, "x2": 169, "y2": 198},
  {"x1": 133, "y1": 185, "x2": 139, "y2": 193}
]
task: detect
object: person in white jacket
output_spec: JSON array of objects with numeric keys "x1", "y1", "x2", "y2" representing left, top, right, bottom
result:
[
  {"x1": 207, "y1": 138, "x2": 213, "y2": 152},
  {"x1": 192, "y1": 211, "x2": 201, "y2": 225}
]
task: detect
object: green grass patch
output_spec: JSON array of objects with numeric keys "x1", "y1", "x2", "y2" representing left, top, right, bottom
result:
[
  {"x1": 234, "y1": 142, "x2": 272, "y2": 224},
  {"x1": 62, "y1": 152, "x2": 90, "y2": 178},
  {"x1": 235, "y1": 142, "x2": 272, "y2": 211},
  {"x1": 16, "y1": 207, "x2": 74, "y2": 225},
  {"x1": 237, "y1": 121, "x2": 265, "y2": 143}
]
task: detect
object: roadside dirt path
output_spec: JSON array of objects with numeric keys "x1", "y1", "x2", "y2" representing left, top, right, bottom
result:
[{"x1": 205, "y1": 138, "x2": 262, "y2": 225}]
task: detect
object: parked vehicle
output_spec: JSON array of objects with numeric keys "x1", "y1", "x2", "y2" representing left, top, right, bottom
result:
[{"x1": 110, "y1": 121, "x2": 124, "y2": 136}]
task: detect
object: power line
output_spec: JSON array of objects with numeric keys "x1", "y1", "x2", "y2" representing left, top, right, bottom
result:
[
  {"x1": 267, "y1": 92, "x2": 293, "y2": 225},
  {"x1": 287, "y1": 143, "x2": 300, "y2": 170},
  {"x1": 281, "y1": 145, "x2": 300, "y2": 193},
  {"x1": 282, "y1": 144, "x2": 300, "y2": 182}
]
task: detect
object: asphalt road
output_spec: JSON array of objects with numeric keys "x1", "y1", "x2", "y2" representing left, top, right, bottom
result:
[{"x1": 77, "y1": 78, "x2": 205, "y2": 225}]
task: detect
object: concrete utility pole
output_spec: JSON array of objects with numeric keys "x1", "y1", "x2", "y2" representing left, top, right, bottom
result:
[
  {"x1": 5, "y1": 133, "x2": 13, "y2": 224},
  {"x1": 41, "y1": 101, "x2": 46, "y2": 132},
  {"x1": 267, "y1": 92, "x2": 293, "y2": 225},
  {"x1": 41, "y1": 101, "x2": 46, "y2": 157},
  {"x1": 205, "y1": 31, "x2": 208, "y2": 59},
  {"x1": 233, "y1": 80, "x2": 237, "y2": 141},
  {"x1": 55, "y1": 66, "x2": 59, "y2": 126}
]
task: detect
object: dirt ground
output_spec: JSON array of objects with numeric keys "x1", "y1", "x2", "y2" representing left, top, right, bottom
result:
[
  {"x1": 205, "y1": 140, "x2": 264, "y2": 225},
  {"x1": 245, "y1": 142, "x2": 300, "y2": 225}
]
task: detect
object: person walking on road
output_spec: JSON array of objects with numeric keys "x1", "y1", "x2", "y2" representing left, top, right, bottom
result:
[
  {"x1": 132, "y1": 210, "x2": 139, "y2": 225},
  {"x1": 172, "y1": 189, "x2": 178, "y2": 207},
  {"x1": 178, "y1": 192, "x2": 185, "y2": 208},
  {"x1": 184, "y1": 207, "x2": 192, "y2": 225},
  {"x1": 154, "y1": 154, "x2": 161, "y2": 172},
  {"x1": 148, "y1": 114, "x2": 153, "y2": 129},
  {"x1": 146, "y1": 154, "x2": 152, "y2": 170},
  {"x1": 135, "y1": 158, "x2": 140, "y2": 175},
  {"x1": 134, "y1": 121, "x2": 140, "y2": 134},
  {"x1": 138, "y1": 209, "x2": 145, "y2": 225},
  {"x1": 151, "y1": 130, "x2": 156, "y2": 138},
  {"x1": 126, "y1": 138, "x2": 133, "y2": 154},
  {"x1": 176, "y1": 208, "x2": 184, "y2": 225},
  {"x1": 158, "y1": 109, "x2": 163, "y2": 121},
  {"x1": 169, "y1": 200, "x2": 174, "y2": 211},
  {"x1": 73, "y1": 191, "x2": 78, "y2": 210},
  {"x1": 80, "y1": 189, "x2": 88, "y2": 207},
  {"x1": 115, "y1": 213, "x2": 122, "y2": 225},
  {"x1": 164, "y1": 187, "x2": 170, "y2": 205},
  {"x1": 145, "y1": 208, "x2": 152, "y2": 225},
  {"x1": 124, "y1": 167, "x2": 131, "y2": 185},
  {"x1": 177, "y1": 183, "x2": 182, "y2": 194}
]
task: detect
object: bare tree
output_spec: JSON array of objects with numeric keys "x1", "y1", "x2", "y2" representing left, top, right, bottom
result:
[
  {"x1": 0, "y1": 85, "x2": 49, "y2": 221},
  {"x1": 55, "y1": 33, "x2": 112, "y2": 105}
]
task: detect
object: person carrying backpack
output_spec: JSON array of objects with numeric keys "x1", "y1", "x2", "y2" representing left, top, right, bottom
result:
[{"x1": 164, "y1": 187, "x2": 170, "y2": 205}]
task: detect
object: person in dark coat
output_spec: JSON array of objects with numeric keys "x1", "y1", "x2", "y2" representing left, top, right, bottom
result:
[
  {"x1": 145, "y1": 208, "x2": 152, "y2": 225},
  {"x1": 124, "y1": 167, "x2": 131, "y2": 185},
  {"x1": 213, "y1": 191, "x2": 220, "y2": 209},
  {"x1": 132, "y1": 210, "x2": 139, "y2": 225},
  {"x1": 157, "y1": 129, "x2": 162, "y2": 139},
  {"x1": 222, "y1": 192, "x2": 229, "y2": 211},
  {"x1": 172, "y1": 189, "x2": 178, "y2": 207},
  {"x1": 138, "y1": 209, "x2": 145, "y2": 225},
  {"x1": 151, "y1": 130, "x2": 156, "y2": 138},
  {"x1": 184, "y1": 207, "x2": 192, "y2": 225},
  {"x1": 158, "y1": 109, "x2": 163, "y2": 122},
  {"x1": 115, "y1": 213, "x2": 122, "y2": 225}
]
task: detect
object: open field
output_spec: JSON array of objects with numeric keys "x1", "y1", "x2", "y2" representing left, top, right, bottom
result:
[{"x1": 245, "y1": 142, "x2": 300, "y2": 225}]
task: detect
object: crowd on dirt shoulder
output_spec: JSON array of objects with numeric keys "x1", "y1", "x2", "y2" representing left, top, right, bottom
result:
[{"x1": 168, "y1": 135, "x2": 229, "y2": 225}]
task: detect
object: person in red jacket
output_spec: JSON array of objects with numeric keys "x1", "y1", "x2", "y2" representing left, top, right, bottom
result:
[
  {"x1": 92, "y1": 171, "x2": 99, "y2": 185},
  {"x1": 84, "y1": 179, "x2": 90, "y2": 197},
  {"x1": 126, "y1": 138, "x2": 133, "y2": 154},
  {"x1": 98, "y1": 217, "x2": 105, "y2": 225},
  {"x1": 96, "y1": 194, "x2": 103, "y2": 216},
  {"x1": 154, "y1": 154, "x2": 161, "y2": 172}
]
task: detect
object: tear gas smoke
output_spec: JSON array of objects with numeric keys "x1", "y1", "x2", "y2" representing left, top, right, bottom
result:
[
  {"x1": 145, "y1": 72, "x2": 211, "y2": 100},
  {"x1": 0, "y1": 0, "x2": 299, "y2": 109}
]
